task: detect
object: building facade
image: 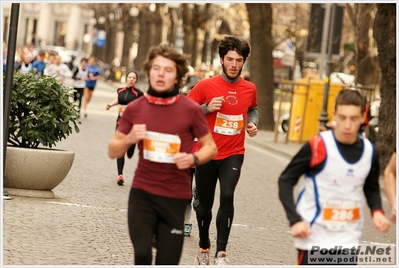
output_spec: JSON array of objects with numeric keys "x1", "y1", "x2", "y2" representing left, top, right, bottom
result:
[{"x1": 3, "y1": 3, "x2": 94, "y2": 52}]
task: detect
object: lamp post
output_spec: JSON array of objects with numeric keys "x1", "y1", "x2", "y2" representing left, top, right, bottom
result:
[
  {"x1": 4, "y1": 3, "x2": 20, "y2": 199},
  {"x1": 318, "y1": 3, "x2": 336, "y2": 128}
]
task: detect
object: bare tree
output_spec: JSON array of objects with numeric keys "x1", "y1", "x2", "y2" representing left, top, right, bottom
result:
[
  {"x1": 346, "y1": 4, "x2": 378, "y2": 86},
  {"x1": 246, "y1": 3, "x2": 275, "y2": 131},
  {"x1": 119, "y1": 3, "x2": 136, "y2": 69},
  {"x1": 373, "y1": 4, "x2": 396, "y2": 173},
  {"x1": 134, "y1": 5, "x2": 153, "y2": 72},
  {"x1": 182, "y1": 3, "x2": 194, "y2": 61}
]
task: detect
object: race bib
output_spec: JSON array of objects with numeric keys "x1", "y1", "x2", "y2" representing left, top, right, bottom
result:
[
  {"x1": 143, "y1": 131, "x2": 181, "y2": 164},
  {"x1": 213, "y1": 112, "x2": 244, "y2": 136},
  {"x1": 322, "y1": 200, "x2": 360, "y2": 231},
  {"x1": 118, "y1": 105, "x2": 126, "y2": 116}
]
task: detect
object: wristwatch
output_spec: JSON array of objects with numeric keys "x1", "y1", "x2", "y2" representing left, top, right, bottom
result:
[{"x1": 193, "y1": 153, "x2": 200, "y2": 166}]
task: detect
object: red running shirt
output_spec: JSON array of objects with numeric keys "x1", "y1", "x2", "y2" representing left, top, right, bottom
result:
[{"x1": 188, "y1": 74, "x2": 258, "y2": 160}]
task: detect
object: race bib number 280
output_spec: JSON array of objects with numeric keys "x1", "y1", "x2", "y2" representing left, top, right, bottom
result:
[
  {"x1": 214, "y1": 112, "x2": 244, "y2": 136},
  {"x1": 143, "y1": 131, "x2": 181, "y2": 164}
]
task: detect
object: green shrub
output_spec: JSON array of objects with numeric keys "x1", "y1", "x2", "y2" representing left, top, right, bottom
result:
[{"x1": 5, "y1": 71, "x2": 81, "y2": 148}]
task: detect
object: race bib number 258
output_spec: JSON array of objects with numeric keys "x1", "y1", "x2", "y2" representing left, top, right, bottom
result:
[{"x1": 214, "y1": 112, "x2": 244, "y2": 136}]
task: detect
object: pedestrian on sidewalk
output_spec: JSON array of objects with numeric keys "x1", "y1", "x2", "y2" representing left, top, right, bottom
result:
[
  {"x1": 106, "y1": 70, "x2": 144, "y2": 186},
  {"x1": 107, "y1": 43, "x2": 217, "y2": 265},
  {"x1": 83, "y1": 56, "x2": 102, "y2": 118},
  {"x1": 278, "y1": 89, "x2": 390, "y2": 265},
  {"x1": 187, "y1": 35, "x2": 259, "y2": 265}
]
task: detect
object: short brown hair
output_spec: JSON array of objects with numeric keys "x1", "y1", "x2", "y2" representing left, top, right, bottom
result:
[
  {"x1": 143, "y1": 44, "x2": 189, "y2": 88},
  {"x1": 334, "y1": 89, "x2": 366, "y2": 113}
]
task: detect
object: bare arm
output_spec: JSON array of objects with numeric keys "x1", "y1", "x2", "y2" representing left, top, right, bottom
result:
[
  {"x1": 384, "y1": 152, "x2": 397, "y2": 222},
  {"x1": 173, "y1": 133, "x2": 217, "y2": 170},
  {"x1": 194, "y1": 132, "x2": 218, "y2": 165},
  {"x1": 106, "y1": 98, "x2": 119, "y2": 110}
]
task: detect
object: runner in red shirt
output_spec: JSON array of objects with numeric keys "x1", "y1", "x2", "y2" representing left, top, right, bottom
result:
[{"x1": 188, "y1": 35, "x2": 259, "y2": 265}]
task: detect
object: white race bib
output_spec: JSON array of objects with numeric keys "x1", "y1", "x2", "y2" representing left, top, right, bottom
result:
[
  {"x1": 213, "y1": 112, "x2": 244, "y2": 136},
  {"x1": 143, "y1": 131, "x2": 181, "y2": 164}
]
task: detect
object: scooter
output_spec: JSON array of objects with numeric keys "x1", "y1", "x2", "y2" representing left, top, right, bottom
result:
[
  {"x1": 362, "y1": 116, "x2": 378, "y2": 144},
  {"x1": 280, "y1": 113, "x2": 290, "y2": 133}
]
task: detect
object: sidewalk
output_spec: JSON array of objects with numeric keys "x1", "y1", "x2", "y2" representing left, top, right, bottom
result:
[{"x1": 247, "y1": 130, "x2": 303, "y2": 159}]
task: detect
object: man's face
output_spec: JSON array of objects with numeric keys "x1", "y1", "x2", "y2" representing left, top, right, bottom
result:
[
  {"x1": 220, "y1": 50, "x2": 245, "y2": 80},
  {"x1": 149, "y1": 55, "x2": 178, "y2": 92},
  {"x1": 333, "y1": 105, "x2": 365, "y2": 144}
]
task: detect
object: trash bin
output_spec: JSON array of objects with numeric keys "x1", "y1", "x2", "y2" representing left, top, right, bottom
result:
[{"x1": 288, "y1": 78, "x2": 343, "y2": 142}]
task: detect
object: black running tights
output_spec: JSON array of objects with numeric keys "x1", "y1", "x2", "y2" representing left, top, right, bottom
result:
[
  {"x1": 117, "y1": 144, "x2": 135, "y2": 175},
  {"x1": 194, "y1": 154, "x2": 244, "y2": 254},
  {"x1": 128, "y1": 188, "x2": 187, "y2": 265}
]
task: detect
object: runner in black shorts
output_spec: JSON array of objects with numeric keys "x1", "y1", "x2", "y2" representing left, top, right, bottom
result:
[
  {"x1": 83, "y1": 56, "x2": 102, "y2": 118},
  {"x1": 106, "y1": 70, "x2": 143, "y2": 185}
]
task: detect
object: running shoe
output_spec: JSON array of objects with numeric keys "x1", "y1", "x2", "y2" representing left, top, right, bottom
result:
[
  {"x1": 192, "y1": 186, "x2": 199, "y2": 212},
  {"x1": 214, "y1": 251, "x2": 229, "y2": 265},
  {"x1": 194, "y1": 248, "x2": 210, "y2": 265},
  {"x1": 117, "y1": 175, "x2": 124, "y2": 186},
  {"x1": 3, "y1": 195, "x2": 12, "y2": 200},
  {"x1": 184, "y1": 223, "x2": 192, "y2": 237}
]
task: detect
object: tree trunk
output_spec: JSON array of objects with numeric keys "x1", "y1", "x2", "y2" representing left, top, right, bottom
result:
[
  {"x1": 201, "y1": 30, "x2": 209, "y2": 63},
  {"x1": 153, "y1": 4, "x2": 163, "y2": 46},
  {"x1": 182, "y1": 4, "x2": 194, "y2": 62},
  {"x1": 356, "y1": 4, "x2": 377, "y2": 86},
  {"x1": 135, "y1": 7, "x2": 151, "y2": 72},
  {"x1": 121, "y1": 4, "x2": 135, "y2": 69},
  {"x1": 105, "y1": 23, "x2": 117, "y2": 65},
  {"x1": 168, "y1": 8, "x2": 178, "y2": 46},
  {"x1": 373, "y1": 4, "x2": 396, "y2": 173},
  {"x1": 246, "y1": 3, "x2": 275, "y2": 131},
  {"x1": 121, "y1": 22, "x2": 134, "y2": 69}
]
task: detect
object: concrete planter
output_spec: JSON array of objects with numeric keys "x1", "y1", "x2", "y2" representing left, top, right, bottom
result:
[{"x1": 4, "y1": 146, "x2": 75, "y2": 198}]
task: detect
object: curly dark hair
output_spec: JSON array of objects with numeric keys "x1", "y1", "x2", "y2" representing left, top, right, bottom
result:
[
  {"x1": 143, "y1": 43, "x2": 189, "y2": 88},
  {"x1": 218, "y1": 35, "x2": 251, "y2": 62}
]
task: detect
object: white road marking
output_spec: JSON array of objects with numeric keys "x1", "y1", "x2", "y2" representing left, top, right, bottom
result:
[{"x1": 47, "y1": 201, "x2": 127, "y2": 212}]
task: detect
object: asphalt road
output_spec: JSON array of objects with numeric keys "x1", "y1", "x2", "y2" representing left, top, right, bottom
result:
[{"x1": 2, "y1": 78, "x2": 396, "y2": 266}]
